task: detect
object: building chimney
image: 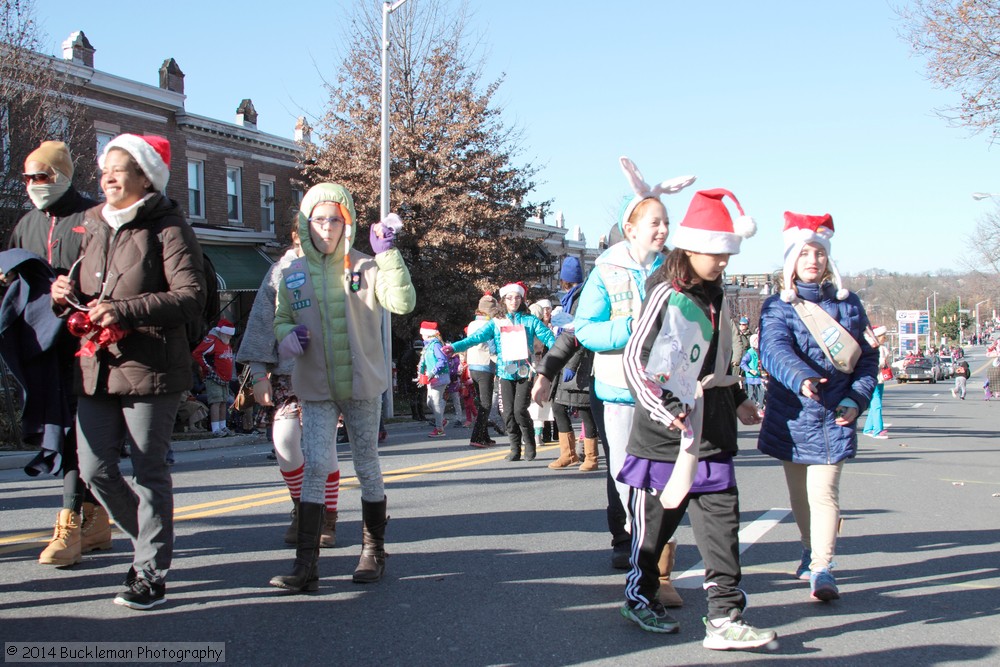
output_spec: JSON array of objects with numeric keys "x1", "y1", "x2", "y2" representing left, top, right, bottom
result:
[
  {"x1": 61, "y1": 31, "x2": 95, "y2": 67},
  {"x1": 236, "y1": 99, "x2": 258, "y2": 129},
  {"x1": 158, "y1": 58, "x2": 185, "y2": 94},
  {"x1": 294, "y1": 117, "x2": 312, "y2": 144}
]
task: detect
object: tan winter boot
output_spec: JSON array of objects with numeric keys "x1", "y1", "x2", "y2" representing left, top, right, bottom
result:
[
  {"x1": 548, "y1": 432, "x2": 579, "y2": 469},
  {"x1": 38, "y1": 509, "x2": 82, "y2": 566},
  {"x1": 578, "y1": 437, "x2": 600, "y2": 472},
  {"x1": 657, "y1": 539, "x2": 684, "y2": 608},
  {"x1": 320, "y1": 509, "x2": 337, "y2": 548},
  {"x1": 80, "y1": 502, "x2": 113, "y2": 553}
]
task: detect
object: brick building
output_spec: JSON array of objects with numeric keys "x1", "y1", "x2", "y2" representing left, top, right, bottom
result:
[{"x1": 13, "y1": 31, "x2": 310, "y2": 320}]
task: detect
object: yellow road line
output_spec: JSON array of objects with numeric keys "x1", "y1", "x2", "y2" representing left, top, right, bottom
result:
[{"x1": 0, "y1": 444, "x2": 556, "y2": 551}]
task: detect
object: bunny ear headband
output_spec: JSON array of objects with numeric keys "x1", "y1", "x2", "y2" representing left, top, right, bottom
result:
[{"x1": 619, "y1": 156, "x2": 696, "y2": 232}]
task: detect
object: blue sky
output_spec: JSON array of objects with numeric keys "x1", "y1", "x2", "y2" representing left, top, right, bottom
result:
[{"x1": 38, "y1": 1, "x2": 999, "y2": 276}]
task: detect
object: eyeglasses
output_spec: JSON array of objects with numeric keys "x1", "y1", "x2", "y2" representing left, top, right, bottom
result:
[
  {"x1": 503, "y1": 295, "x2": 522, "y2": 301},
  {"x1": 309, "y1": 216, "x2": 342, "y2": 227},
  {"x1": 22, "y1": 172, "x2": 53, "y2": 185}
]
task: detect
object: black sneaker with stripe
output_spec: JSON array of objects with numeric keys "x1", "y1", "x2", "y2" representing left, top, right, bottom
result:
[{"x1": 114, "y1": 576, "x2": 166, "y2": 610}]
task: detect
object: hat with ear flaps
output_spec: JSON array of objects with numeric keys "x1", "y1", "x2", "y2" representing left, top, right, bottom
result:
[
  {"x1": 299, "y1": 183, "x2": 357, "y2": 286},
  {"x1": 617, "y1": 156, "x2": 696, "y2": 234},
  {"x1": 780, "y1": 211, "x2": 849, "y2": 303}
]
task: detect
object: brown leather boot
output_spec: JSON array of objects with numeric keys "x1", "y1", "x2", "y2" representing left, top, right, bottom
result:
[
  {"x1": 38, "y1": 509, "x2": 82, "y2": 566},
  {"x1": 320, "y1": 509, "x2": 337, "y2": 548},
  {"x1": 352, "y1": 497, "x2": 388, "y2": 583},
  {"x1": 578, "y1": 437, "x2": 600, "y2": 471},
  {"x1": 657, "y1": 539, "x2": 684, "y2": 608},
  {"x1": 80, "y1": 502, "x2": 113, "y2": 553},
  {"x1": 284, "y1": 498, "x2": 300, "y2": 545},
  {"x1": 548, "y1": 432, "x2": 579, "y2": 469}
]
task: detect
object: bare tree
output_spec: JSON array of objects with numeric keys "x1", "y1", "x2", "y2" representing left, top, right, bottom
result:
[
  {"x1": 302, "y1": 0, "x2": 546, "y2": 340},
  {"x1": 966, "y1": 208, "x2": 1000, "y2": 274},
  {"x1": 1, "y1": 0, "x2": 94, "y2": 238},
  {"x1": 896, "y1": 0, "x2": 1000, "y2": 141}
]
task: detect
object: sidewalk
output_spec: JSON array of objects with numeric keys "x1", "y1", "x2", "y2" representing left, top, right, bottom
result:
[
  {"x1": 0, "y1": 416, "x2": 420, "y2": 472},
  {"x1": 0, "y1": 431, "x2": 266, "y2": 472}
]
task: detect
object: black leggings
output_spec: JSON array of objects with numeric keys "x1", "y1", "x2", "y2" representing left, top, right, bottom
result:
[
  {"x1": 552, "y1": 402, "x2": 596, "y2": 437},
  {"x1": 469, "y1": 370, "x2": 494, "y2": 445},
  {"x1": 499, "y1": 377, "x2": 534, "y2": 447}
]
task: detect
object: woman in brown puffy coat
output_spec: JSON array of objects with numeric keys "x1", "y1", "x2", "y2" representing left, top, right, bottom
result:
[{"x1": 51, "y1": 134, "x2": 205, "y2": 611}]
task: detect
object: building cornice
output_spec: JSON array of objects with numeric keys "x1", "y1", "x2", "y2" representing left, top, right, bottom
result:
[
  {"x1": 50, "y1": 56, "x2": 186, "y2": 111},
  {"x1": 177, "y1": 113, "x2": 301, "y2": 155}
]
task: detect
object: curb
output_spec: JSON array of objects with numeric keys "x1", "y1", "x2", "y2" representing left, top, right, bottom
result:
[
  {"x1": 0, "y1": 433, "x2": 267, "y2": 473},
  {"x1": 0, "y1": 419, "x2": 420, "y2": 473}
]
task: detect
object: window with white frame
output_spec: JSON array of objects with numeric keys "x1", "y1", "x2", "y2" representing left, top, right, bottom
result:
[
  {"x1": 95, "y1": 131, "x2": 114, "y2": 159},
  {"x1": 188, "y1": 161, "x2": 205, "y2": 218},
  {"x1": 226, "y1": 167, "x2": 242, "y2": 223},
  {"x1": 260, "y1": 180, "x2": 275, "y2": 232}
]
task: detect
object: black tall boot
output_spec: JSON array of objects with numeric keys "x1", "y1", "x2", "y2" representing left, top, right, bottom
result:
[
  {"x1": 505, "y1": 434, "x2": 522, "y2": 461},
  {"x1": 523, "y1": 430, "x2": 537, "y2": 461},
  {"x1": 270, "y1": 502, "x2": 324, "y2": 592},
  {"x1": 352, "y1": 497, "x2": 389, "y2": 584}
]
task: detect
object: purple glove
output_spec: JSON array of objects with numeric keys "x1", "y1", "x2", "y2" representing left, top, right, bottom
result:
[
  {"x1": 370, "y1": 213, "x2": 402, "y2": 254},
  {"x1": 278, "y1": 324, "x2": 310, "y2": 360},
  {"x1": 562, "y1": 369, "x2": 576, "y2": 383}
]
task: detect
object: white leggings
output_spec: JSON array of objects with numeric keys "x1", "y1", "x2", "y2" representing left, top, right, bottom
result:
[
  {"x1": 603, "y1": 403, "x2": 635, "y2": 526},
  {"x1": 782, "y1": 460, "x2": 844, "y2": 572},
  {"x1": 272, "y1": 418, "x2": 304, "y2": 472},
  {"x1": 301, "y1": 397, "x2": 384, "y2": 503}
]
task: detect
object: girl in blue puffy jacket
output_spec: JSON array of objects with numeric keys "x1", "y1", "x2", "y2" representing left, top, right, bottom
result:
[{"x1": 757, "y1": 212, "x2": 878, "y2": 603}]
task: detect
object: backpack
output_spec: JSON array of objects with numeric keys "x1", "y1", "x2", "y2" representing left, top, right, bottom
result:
[{"x1": 188, "y1": 248, "x2": 221, "y2": 350}]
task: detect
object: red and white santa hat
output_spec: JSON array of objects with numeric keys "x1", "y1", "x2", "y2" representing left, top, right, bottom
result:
[
  {"x1": 214, "y1": 318, "x2": 236, "y2": 336},
  {"x1": 419, "y1": 321, "x2": 440, "y2": 338},
  {"x1": 98, "y1": 134, "x2": 171, "y2": 192},
  {"x1": 672, "y1": 188, "x2": 755, "y2": 256},
  {"x1": 780, "y1": 211, "x2": 848, "y2": 303},
  {"x1": 499, "y1": 283, "x2": 525, "y2": 299}
]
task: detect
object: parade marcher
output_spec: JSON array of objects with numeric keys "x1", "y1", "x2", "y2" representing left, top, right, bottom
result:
[
  {"x1": 417, "y1": 321, "x2": 450, "y2": 438},
  {"x1": 757, "y1": 212, "x2": 878, "y2": 603},
  {"x1": 192, "y1": 318, "x2": 236, "y2": 437},
  {"x1": 952, "y1": 358, "x2": 970, "y2": 399},
  {"x1": 530, "y1": 256, "x2": 599, "y2": 470},
  {"x1": 5, "y1": 140, "x2": 113, "y2": 567},
  {"x1": 445, "y1": 282, "x2": 555, "y2": 461},
  {"x1": 862, "y1": 325, "x2": 890, "y2": 438},
  {"x1": 740, "y1": 333, "x2": 764, "y2": 411},
  {"x1": 269, "y1": 183, "x2": 415, "y2": 593},
  {"x1": 574, "y1": 156, "x2": 695, "y2": 568},
  {"x1": 51, "y1": 134, "x2": 207, "y2": 609},
  {"x1": 465, "y1": 294, "x2": 499, "y2": 448},
  {"x1": 618, "y1": 188, "x2": 775, "y2": 650},
  {"x1": 235, "y1": 228, "x2": 339, "y2": 547},
  {"x1": 732, "y1": 316, "x2": 751, "y2": 379}
]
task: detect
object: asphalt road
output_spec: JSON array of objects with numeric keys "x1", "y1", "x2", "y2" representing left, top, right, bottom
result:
[{"x1": 1, "y1": 350, "x2": 998, "y2": 666}]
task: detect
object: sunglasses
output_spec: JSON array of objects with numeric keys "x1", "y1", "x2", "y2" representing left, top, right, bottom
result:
[{"x1": 22, "y1": 172, "x2": 53, "y2": 185}]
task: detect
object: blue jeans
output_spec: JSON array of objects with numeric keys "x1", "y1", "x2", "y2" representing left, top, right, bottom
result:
[{"x1": 863, "y1": 383, "x2": 884, "y2": 434}]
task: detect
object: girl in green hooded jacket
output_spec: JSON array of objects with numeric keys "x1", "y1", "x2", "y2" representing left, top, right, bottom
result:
[{"x1": 269, "y1": 183, "x2": 415, "y2": 593}]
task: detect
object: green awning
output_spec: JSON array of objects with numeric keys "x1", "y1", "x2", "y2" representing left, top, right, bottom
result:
[{"x1": 202, "y1": 245, "x2": 274, "y2": 292}]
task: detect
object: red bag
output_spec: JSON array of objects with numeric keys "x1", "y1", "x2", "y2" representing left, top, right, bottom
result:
[{"x1": 879, "y1": 367, "x2": 893, "y2": 382}]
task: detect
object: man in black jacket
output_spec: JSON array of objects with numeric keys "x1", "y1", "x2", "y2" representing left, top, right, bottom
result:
[{"x1": 6, "y1": 140, "x2": 110, "y2": 568}]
